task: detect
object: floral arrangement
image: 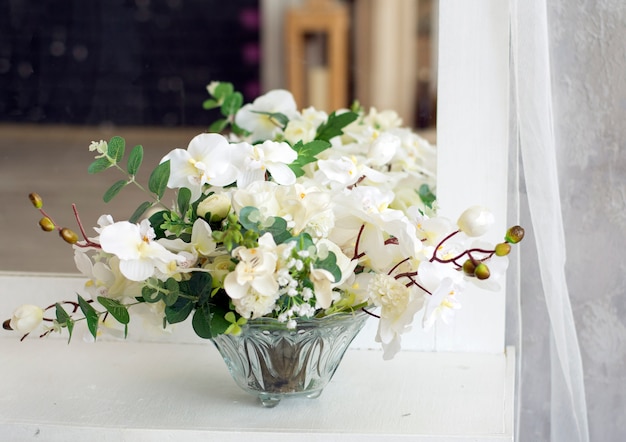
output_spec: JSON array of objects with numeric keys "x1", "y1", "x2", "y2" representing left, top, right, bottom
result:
[{"x1": 4, "y1": 82, "x2": 523, "y2": 359}]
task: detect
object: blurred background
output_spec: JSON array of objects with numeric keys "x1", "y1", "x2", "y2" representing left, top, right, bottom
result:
[{"x1": 0, "y1": 0, "x2": 437, "y2": 273}]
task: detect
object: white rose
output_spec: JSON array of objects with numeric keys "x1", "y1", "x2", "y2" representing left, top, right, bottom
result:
[
  {"x1": 197, "y1": 193, "x2": 231, "y2": 221},
  {"x1": 9, "y1": 304, "x2": 44, "y2": 333},
  {"x1": 457, "y1": 206, "x2": 494, "y2": 237}
]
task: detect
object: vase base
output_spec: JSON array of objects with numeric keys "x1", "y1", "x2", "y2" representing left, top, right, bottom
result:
[{"x1": 257, "y1": 388, "x2": 324, "y2": 407}]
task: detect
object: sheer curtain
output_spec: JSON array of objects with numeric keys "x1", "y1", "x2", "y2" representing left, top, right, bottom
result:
[{"x1": 511, "y1": 0, "x2": 626, "y2": 441}]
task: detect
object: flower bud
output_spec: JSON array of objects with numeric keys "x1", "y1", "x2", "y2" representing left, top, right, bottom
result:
[
  {"x1": 495, "y1": 242, "x2": 511, "y2": 256},
  {"x1": 474, "y1": 263, "x2": 491, "y2": 280},
  {"x1": 197, "y1": 194, "x2": 231, "y2": 222},
  {"x1": 9, "y1": 304, "x2": 44, "y2": 333},
  {"x1": 60, "y1": 228, "x2": 79, "y2": 244},
  {"x1": 505, "y1": 225, "x2": 525, "y2": 244},
  {"x1": 457, "y1": 206, "x2": 494, "y2": 237},
  {"x1": 462, "y1": 259, "x2": 476, "y2": 276},
  {"x1": 29, "y1": 192, "x2": 43, "y2": 209},
  {"x1": 39, "y1": 217, "x2": 55, "y2": 232}
]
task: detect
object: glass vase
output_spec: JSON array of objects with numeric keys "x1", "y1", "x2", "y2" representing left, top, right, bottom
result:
[{"x1": 211, "y1": 311, "x2": 369, "y2": 407}]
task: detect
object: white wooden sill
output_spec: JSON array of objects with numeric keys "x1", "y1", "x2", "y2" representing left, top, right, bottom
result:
[{"x1": 0, "y1": 273, "x2": 515, "y2": 441}]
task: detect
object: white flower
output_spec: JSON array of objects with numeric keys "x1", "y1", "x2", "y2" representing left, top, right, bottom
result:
[
  {"x1": 158, "y1": 218, "x2": 216, "y2": 258},
  {"x1": 418, "y1": 261, "x2": 464, "y2": 329},
  {"x1": 233, "y1": 140, "x2": 297, "y2": 188},
  {"x1": 197, "y1": 193, "x2": 231, "y2": 221},
  {"x1": 283, "y1": 107, "x2": 327, "y2": 144},
  {"x1": 235, "y1": 89, "x2": 299, "y2": 141},
  {"x1": 457, "y1": 206, "x2": 494, "y2": 237},
  {"x1": 99, "y1": 219, "x2": 183, "y2": 282},
  {"x1": 161, "y1": 133, "x2": 239, "y2": 200},
  {"x1": 9, "y1": 304, "x2": 44, "y2": 334},
  {"x1": 89, "y1": 140, "x2": 107, "y2": 156},
  {"x1": 367, "y1": 273, "x2": 425, "y2": 360},
  {"x1": 224, "y1": 233, "x2": 280, "y2": 317}
]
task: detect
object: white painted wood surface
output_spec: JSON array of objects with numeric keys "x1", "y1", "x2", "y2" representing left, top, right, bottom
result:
[{"x1": 0, "y1": 273, "x2": 514, "y2": 441}]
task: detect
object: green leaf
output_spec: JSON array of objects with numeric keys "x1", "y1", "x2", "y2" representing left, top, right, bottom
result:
[
  {"x1": 103, "y1": 179, "x2": 128, "y2": 203},
  {"x1": 209, "y1": 118, "x2": 229, "y2": 133},
  {"x1": 107, "y1": 136, "x2": 125, "y2": 163},
  {"x1": 192, "y1": 304, "x2": 230, "y2": 339},
  {"x1": 188, "y1": 272, "x2": 213, "y2": 306},
  {"x1": 55, "y1": 303, "x2": 74, "y2": 342},
  {"x1": 239, "y1": 206, "x2": 262, "y2": 231},
  {"x1": 148, "y1": 210, "x2": 169, "y2": 238},
  {"x1": 316, "y1": 251, "x2": 342, "y2": 283},
  {"x1": 202, "y1": 98, "x2": 220, "y2": 110},
  {"x1": 316, "y1": 111, "x2": 359, "y2": 142},
  {"x1": 88, "y1": 157, "x2": 113, "y2": 174},
  {"x1": 97, "y1": 297, "x2": 130, "y2": 325},
  {"x1": 213, "y1": 82, "x2": 234, "y2": 100},
  {"x1": 77, "y1": 295, "x2": 99, "y2": 340},
  {"x1": 417, "y1": 184, "x2": 436, "y2": 209},
  {"x1": 265, "y1": 216, "x2": 292, "y2": 244},
  {"x1": 142, "y1": 285, "x2": 164, "y2": 303},
  {"x1": 149, "y1": 160, "x2": 170, "y2": 199},
  {"x1": 177, "y1": 187, "x2": 191, "y2": 218},
  {"x1": 127, "y1": 145, "x2": 143, "y2": 175},
  {"x1": 165, "y1": 297, "x2": 194, "y2": 324},
  {"x1": 163, "y1": 278, "x2": 180, "y2": 307},
  {"x1": 129, "y1": 201, "x2": 153, "y2": 224},
  {"x1": 192, "y1": 304, "x2": 214, "y2": 339},
  {"x1": 288, "y1": 140, "x2": 331, "y2": 177},
  {"x1": 221, "y1": 92, "x2": 243, "y2": 117}
]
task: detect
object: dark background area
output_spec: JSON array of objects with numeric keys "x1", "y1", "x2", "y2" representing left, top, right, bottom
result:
[{"x1": 0, "y1": 0, "x2": 260, "y2": 126}]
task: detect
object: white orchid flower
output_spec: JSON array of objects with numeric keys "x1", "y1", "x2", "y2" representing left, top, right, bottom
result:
[
  {"x1": 160, "y1": 133, "x2": 239, "y2": 200},
  {"x1": 418, "y1": 261, "x2": 464, "y2": 330},
  {"x1": 457, "y1": 205, "x2": 494, "y2": 237},
  {"x1": 233, "y1": 140, "x2": 297, "y2": 188},
  {"x1": 224, "y1": 233, "x2": 279, "y2": 302},
  {"x1": 99, "y1": 219, "x2": 183, "y2": 282},
  {"x1": 367, "y1": 273, "x2": 425, "y2": 360},
  {"x1": 235, "y1": 89, "x2": 299, "y2": 141}
]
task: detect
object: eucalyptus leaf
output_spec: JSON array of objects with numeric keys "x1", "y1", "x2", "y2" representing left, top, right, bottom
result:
[
  {"x1": 315, "y1": 251, "x2": 342, "y2": 283},
  {"x1": 192, "y1": 304, "x2": 214, "y2": 339},
  {"x1": 129, "y1": 201, "x2": 153, "y2": 224},
  {"x1": 202, "y1": 98, "x2": 220, "y2": 110},
  {"x1": 149, "y1": 160, "x2": 170, "y2": 199},
  {"x1": 97, "y1": 297, "x2": 130, "y2": 325},
  {"x1": 107, "y1": 136, "x2": 125, "y2": 163},
  {"x1": 77, "y1": 295, "x2": 99, "y2": 340},
  {"x1": 165, "y1": 297, "x2": 193, "y2": 324},
  {"x1": 103, "y1": 179, "x2": 128, "y2": 203},
  {"x1": 127, "y1": 145, "x2": 143, "y2": 175},
  {"x1": 209, "y1": 118, "x2": 229, "y2": 133},
  {"x1": 221, "y1": 91, "x2": 243, "y2": 117},
  {"x1": 88, "y1": 157, "x2": 112, "y2": 174},
  {"x1": 213, "y1": 82, "x2": 234, "y2": 100},
  {"x1": 177, "y1": 187, "x2": 191, "y2": 217}
]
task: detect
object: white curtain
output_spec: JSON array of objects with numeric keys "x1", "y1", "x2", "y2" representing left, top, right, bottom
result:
[{"x1": 511, "y1": 0, "x2": 626, "y2": 440}]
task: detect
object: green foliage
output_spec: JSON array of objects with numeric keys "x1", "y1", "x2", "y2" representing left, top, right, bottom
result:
[
  {"x1": 103, "y1": 179, "x2": 128, "y2": 203},
  {"x1": 129, "y1": 201, "x2": 153, "y2": 224},
  {"x1": 203, "y1": 81, "x2": 244, "y2": 133},
  {"x1": 289, "y1": 139, "x2": 332, "y2": 177},
  {"x1": 148, "y1": 160, "x2": 170, "y2": 199},
  {"x1": 55, "y1": 303, "x2": 74, "y2": 342},
  {"x1": 77, "y1": 295, "x2": 99, "y2": 340},
  {"x1": 97, "y1": 297, "x2": 130, "y2": 325},
  {"x1": 87, "y1": 157, "x2": 113, "y2": 174},
  {"x1": 315, "y1": 111, "x2": 359, "y2": 142},
  {"x1": 107, "y1": 136, "x2": 125, "y2": 163},
  {"x1": 127, "y1": 145, "x2": 143, "y2": 175},
  {"x1": 177, "y1": 187, "x2": 192, "y2": 218},
  {"x1": 418, "y1": 184, "x2": 436, "y2": 209}
]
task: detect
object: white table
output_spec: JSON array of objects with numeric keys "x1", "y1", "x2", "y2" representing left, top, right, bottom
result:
[{"x1": 0, "y1": 272, "x2": 515, "y2": 441}]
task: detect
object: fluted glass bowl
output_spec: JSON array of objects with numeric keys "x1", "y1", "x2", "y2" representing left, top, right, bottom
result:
[{"x1": 211, "y1": 311, "x2": 369, "y2": 407}]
